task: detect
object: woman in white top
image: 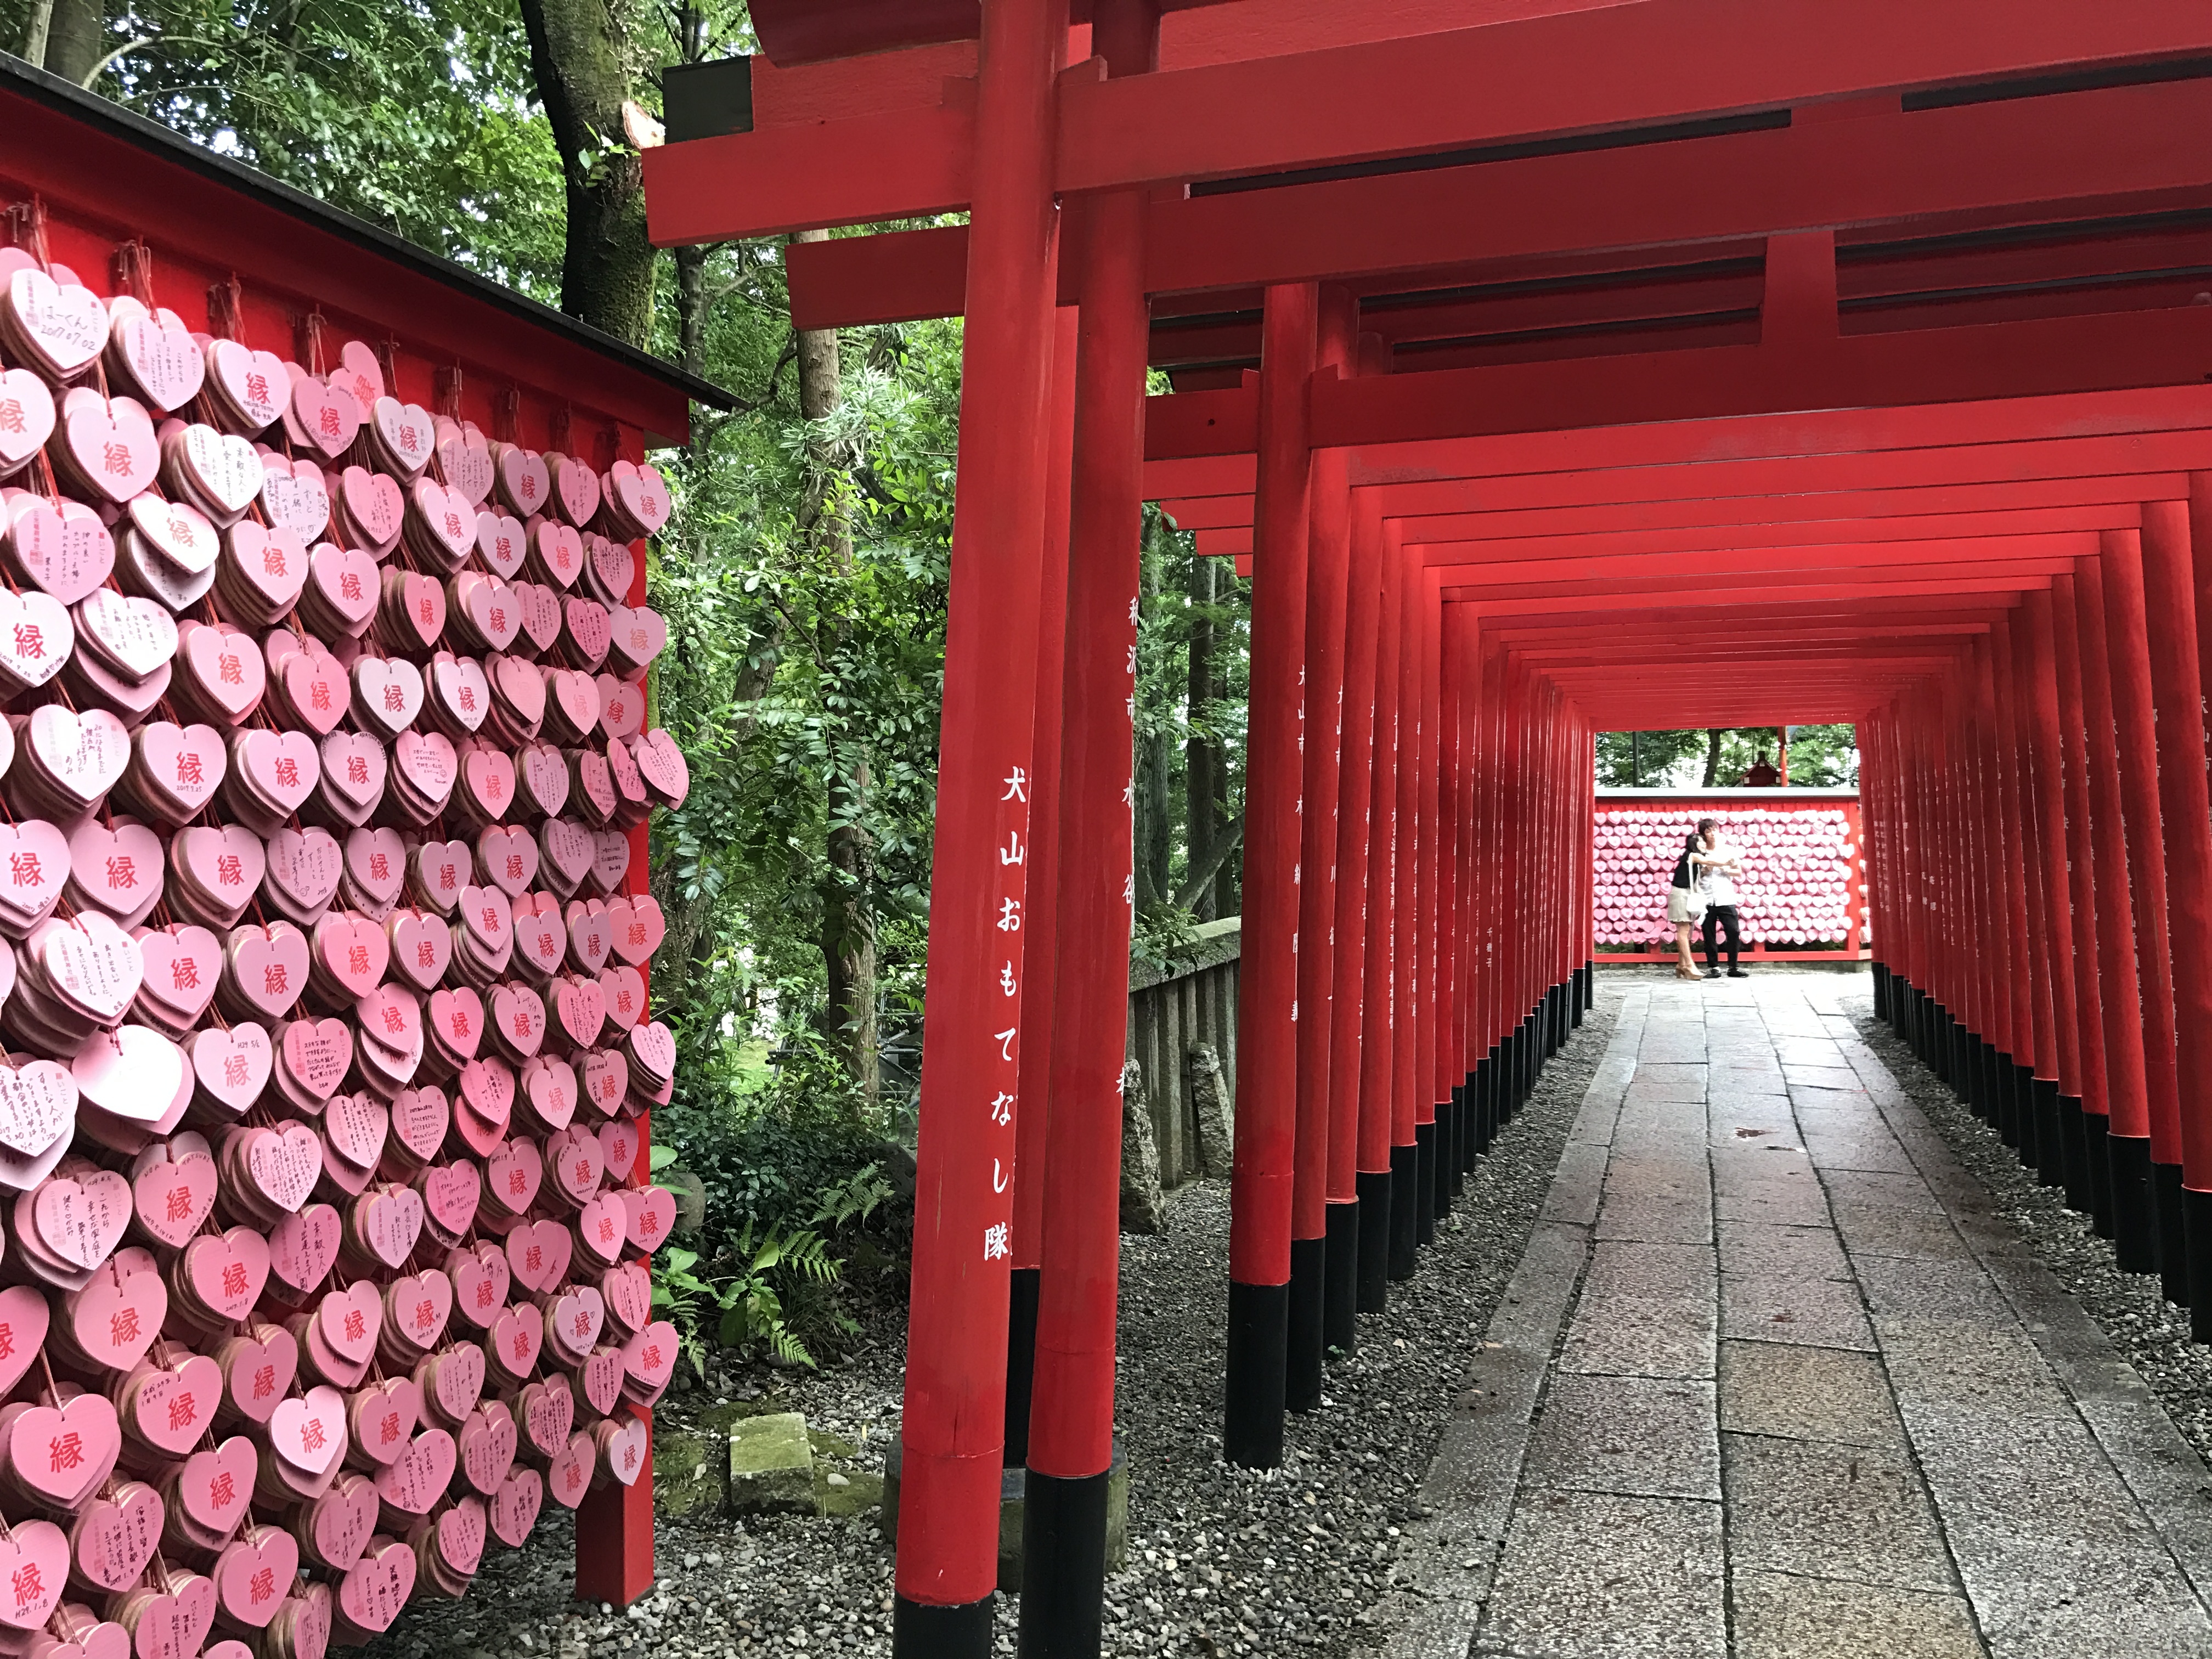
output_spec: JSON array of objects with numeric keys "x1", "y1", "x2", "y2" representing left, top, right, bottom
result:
[{"x1": 1665, "y1": 819, "x2": 1725, "y2": 980}]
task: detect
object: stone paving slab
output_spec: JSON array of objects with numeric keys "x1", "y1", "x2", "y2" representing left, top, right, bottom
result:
[{"x1": 1389, "y1": 971, "x2": 2212, "y2": 1659}]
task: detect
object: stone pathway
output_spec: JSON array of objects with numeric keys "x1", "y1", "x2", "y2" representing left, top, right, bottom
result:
[{"x1": 1383, "y1": 969, "x2": 2212, "y2": 1659}]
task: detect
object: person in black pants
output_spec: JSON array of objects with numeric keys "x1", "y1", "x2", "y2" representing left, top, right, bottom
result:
[{"x1": 1697, "y1": 823, "x2": 1748, "y2": 978}]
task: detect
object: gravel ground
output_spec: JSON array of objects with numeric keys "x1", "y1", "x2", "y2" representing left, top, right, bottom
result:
[
  {"x1": 1846, "y1": 997, "x2": 2212, "y2": 1472},
  {"x1": 362, "y1": 991, "x2": 1616, "y2": 1659}
]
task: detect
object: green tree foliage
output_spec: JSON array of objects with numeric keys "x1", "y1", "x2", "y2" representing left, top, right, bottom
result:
[{"x1": 1596, "y1": 725, "x2": 1860, "y2": 788}]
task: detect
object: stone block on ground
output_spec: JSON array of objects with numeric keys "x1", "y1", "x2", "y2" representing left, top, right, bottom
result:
[
  {"x1": 815, "y1": 1466, "x2": 885, "y2": 1518},
  {"x1": 1190, "y1": 1042, "x2": 1233, "y2": 1178},
  {"x1": 728, "y1": 1410, "x2": 815, "y2": 1515},
  {"x1": 1121, "y1": 1060, "x2": 1166, "y2": 1234},
  {"x1": 654, "y1": 1428, "x2": 724, "y2": 1519}
]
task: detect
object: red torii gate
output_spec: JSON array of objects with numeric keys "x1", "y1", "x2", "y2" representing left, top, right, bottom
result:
[{"x1": 644, "y1": 5, "x2": 2212, "y2": 1655}]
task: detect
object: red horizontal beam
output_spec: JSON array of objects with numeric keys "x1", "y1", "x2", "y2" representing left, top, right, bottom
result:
[
  {"x1": 785, "y1": 76, "x2": 2212, "y2": 324},
  {"x1": 1453, "y1": 574, "x2": 2055, "y2": 614},
  {"x1": 655, "y1": 0, "x2": 2212, "y2": 244},
  {"x1": 1441, "y1": 554, "x2": 2077, "y2": 605},
  {"x1": 1412, "y1": 511, "x2": 2129, "y2": 562},
  {"x1": 1430, "y1": 535, "x2": 2098, "y2": 589}
]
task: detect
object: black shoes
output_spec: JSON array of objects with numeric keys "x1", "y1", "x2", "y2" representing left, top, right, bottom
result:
[{"x1": 1727, "y1": 970, "x2": 1750, "y2": 979}]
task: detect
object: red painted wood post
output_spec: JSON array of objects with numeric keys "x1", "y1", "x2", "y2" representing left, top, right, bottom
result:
[
  {"x1": 1389, "y1": 543, "x2": 1425, "y2": 1260},
  {"x1": 2050, "y1": 574, "x2": 2111, "y2": 1219},
  {"x1": 1333, "y1": 500, "x2": 1390, "y2": 1319},
  {"x1": 1450, "y1": 608, "x2": 1483, "y2": 1153},
  {"x1": 1989, "y1": 620, "x2": 2046, "y2": 1162},
  {"x1": 895, "y1": 0, "x2": 1066, "y2": 1642},
  {"x1": 2106, "y1": 528, "x2": 2191, "y2": 1257},
  {"x1": 1972, "y1": 643, "x2": 2024, "y2": 1132},
  {"x1": 2021, "y1": 593, "x2": 2084, "y2": 1193},
  {"x1": 1468, "y1": 642, "x2": 1503, "y2": 1155},
  {"x1": 1224, "y1": 280, "x2": 1317, "y2": 1470},
  {"x1": 1432, "y1": 596, "x2": 1464, "y2": 1191},
  {"x1": 1289, "y1": 290, "x2": 1356, "y2": 1405},
  {"x1": 1006, "y1": 304, "x2": 1080, "y2": 1470},
  {"x1": 2072, "y1": 560, "x2": 2147, "y2": 1245},
  {"x1": 1020, "y1": 0, "x2": 1158, "y2": 1620},
  {"x1": 2136, "y1": 498, "x2": 2212, "y2": 1328},
  {"x1": 1365, "y1": 534, "x2": 1411, "y2": 1283},
  {"x1": 1418, "y1": 571, "x2": 1451, "y2": 1218},
  {"x1": 574, "y1": 468, "x2": 658, "y2": 1610}
]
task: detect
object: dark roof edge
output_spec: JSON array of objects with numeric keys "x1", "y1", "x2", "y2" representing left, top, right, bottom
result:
[{"x1": 0, "y1": 50, "x2": 740, "y2": 413}]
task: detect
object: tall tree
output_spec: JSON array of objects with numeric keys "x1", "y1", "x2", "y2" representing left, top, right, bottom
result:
[
  {"x1": 518, "y1": 0, "x2": 657, "y2": 343},
  {"x1": 21, "y1": 0, "x2": 102, "y2": 82},
  {"x1": 1701, "y1": 727, "x2": 1724, "y2": 787},
  {"x1": 1133, "y1": 526, "x2": 1175, "y2": 911},
  {"x1": 1184, "y1": 549, "x2": 1218, "y2": 918}
]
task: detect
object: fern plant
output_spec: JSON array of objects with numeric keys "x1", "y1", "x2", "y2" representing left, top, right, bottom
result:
[{"x1": 652, "y1": 1226, "x2": 843, "y2": 1374}]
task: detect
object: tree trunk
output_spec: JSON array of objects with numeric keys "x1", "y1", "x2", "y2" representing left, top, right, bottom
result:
[
  {"x1": 676, "y1": 243, "x2": 710, "y2": 466},
  {"x1": 794, "y1": 229, "x2": 877, "y2": 1106},
  {"x1": 1702, "y1": 727, "x2": 1724, "y2": 787},
  {"x1": 1133, "y1": 537, "x2": 1173, "y2": 910},
  {"x1": 30, "y1": 0, "x2": 101, "y2": 82},
  {"x1": 519, "y1": 0, "x2": 657, "y2": 347},
  {"x1": 1184, "y1": 549, "x2": 1218, "y2": 918}
]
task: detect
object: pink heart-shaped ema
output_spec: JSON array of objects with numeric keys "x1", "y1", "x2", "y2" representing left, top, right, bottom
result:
[
  {"x1": 0, "y1": 368, "x2": 55, "y2": 468},
  {"x1": 392, "y1": 730, "x2": 456, "y2": 808},
  {"x1": 475, "y1": 510, "x2": 527, "y2": 581},
  {"x1": 489, "y1": 1301, "x2": 544, "y2": 1379},
  {"x1": 280, "y1": 645, "x2": 347, "y2": 735},
  {"x1": 513, "y1": 895, "x2": 565, "y2": 979},
  {"x1": 459, "y1": 886, "x2": 512, "y2": 955},
  {"x1": 398, "y1": 571, "x2": 447, "y2": 649},
  {"x1": 133, "y1": 722, "x2": 223, "y2": 825},
  {"x1": 552, "y1": 977, "x2": 606, "y2": 1051},
  {"x1": 566, "y1": 906, "x2": 612, "y2": 975},
  {"x1": 208, "y1": 340, "x2": 288, "y2": 430},
  {"x1": 6, "y1": 1393, "x2": 121, "y2": 1509},
  {"x1": 598, "y1": 1117, "x2": 639, "y2": 1185},
  {"x1": 269, "y1": 1203, "x2": 340, "y2": 1297},
  {"x1": 247, "y1": 1118, "x2": 325, "y2": 1210},
  {"x1": 215, "y1": 1525, "x2": 300, "y2": 1629},
  {"x1": 439, "y1": 431, "x2": 494, "y2": 507},
  {"x1": 562, "y1": 598, "x2": 611, "y2": 665},
  {"x1": 605, "y1": 895, "x2": 667, "y2": 966},
  {"x1": 182, "y1": 622, "x2": 264, "y2": 718},
  {"x1": 461, "y1": 579, "x2": 522, "y2": 652},
  {"x1": 126, "y1": 489, "x2": 218, "y2": 571},
  {"x1": 523, "y1": 1058, "x2": 578, "y2": 1133},
  {"x1": 180, "y1": 1435, "x2": 258, "y2": 1533},
  {"x1": 311, "y1": 542, "x2": 377, "y2": 630},
  {"x1": 325, "y1": 1090, "x2": 389, "y2": 1172},
  {"x1": 491, "y1": 654, "x2": 549, "y2": 729},
  {"x1": 539, "y1": 819, "x2": 596, "y2": 888},
  {"x1": 505, "y1": 1217, "x2": 572, "y2": 1295},
  {"x1": 339, "y1": 465, "x2": 403, "y2": 551},
  {"x1": 188, "y1": 1022, "x2": 272, "y2": 1114},
  {"x1": 597, "y1": 1410, "x2": 652, "y2": 1484},
  {"x1": 490, "y1": 984, "x2": 546, "y2": 1060},
  {"x1": 318, "y1": 1281, "x2": 382, "y2": 1367},
  {"x1": 183, "y1": 1226, "x2": 271, "y2": 1322},
  {"x1": 574, "y1": 1193, "x2": 628, "y2": 1267},
  {"x1": 0, "y1": 1517, "x2": 67, "y2": 1630},
  {"x1": 515, "y1": 581, "x2": 563, "y2": 653},
  {"x1": 237, "y1": 728, "x2": 320, "y2": 815},
  {"x1": 11, "y1": 494, "x2": 114, "y2": 603},
  {"x1": 346, "y1": 822, "x2": 407, "y2": 905},
  {"x1": 547, "y1": 668, "x2": 599, "y2": 736},
  {"x1": 550, "y1": 454, "x2": 601, "y2": 528},
  {"x1": 178, "y1": 822, "x2": 264, "y2": 909},
  {"x1": 349, "y1": 1377, "x2": 420, "y2": 1469},
  {"x1": 497, "y1": 448, "x2": 549, "y2": 517},
  {"x1": 0, "y1": 588, "x2": 69, "y2": 692},
  {"x1": 126, "y1": 1350, "x2": 222, "y2": 1454},
  {"x1": 114, "y1": 309, "x2": 205, "y2": 410},
  {"x1": 387, "y1": 911, "x2": 452, "y2": 994},
  {"x1": 373, "y1": 398, "x2": 436, "y2": 476},
  {"x1": 319, "y1": 732, "x2": 387, "y2": 817},
  {"x1": 304, "y1": 1472, "x2": 377, "y2": 1573},
  {"x1": 546, "y1": 1427, "x2": 596, "y2": 1510},
  {"x1": 602, "y1": 1261, "x2": 651, "y2": 1335},
  {"x1": 448, "y1": 1242, "x2": 509, "y2": 1329},
  {"x1": 573, "y1": 752, "x2": 617, "y2": 822},
  {"x1": 129, "y1": 1132, "x2": 215, "y2": 1248},
  {"x1": 476, "y1": 827, "x2": 537, "y2": 898},
  {"x1": 456, "y1": 1415, "x2": 516, "y2": 1508},
  {"x1": 373, "y1": 1425, "x2": 457, "y2": 1516},
  {"x1": 575, "y1": 1347, "x2": 624, "y2": 1418},
  {"x1": 291, "y1": 374, "x2": 362, "y2": 460},
  {"x1": 336, "y1": 1535, "x2": 415, "y2": 1633},
  {"x1": 388, "y1": 1085, "x2": 449, "y2": 1164},
  {"x1": 0, "y1": 820, "x2": 68, "y2": 922},
  {"x1": 485, "y1": 1137, "x2": 543, "y2": 1216},
  {"x1": 629, "y1": 1020, "x2": 676, "y2": 1085},
  {"x1": 314, "y1": 911, "x2": 388, "y2": 998},
  {"x1": 73, "y1": 1475, "x2": 164, "y2": 1592},
  {"x1": 69, "y1": 820, "x2": 160, "y2": 928},
  {"x1": 29, "y1": 703, "x2": 130, "y2": 807},
  {"x1": 386, "y1": 1272, "x2": 452, "y2": 1351},
  {"x1": 261, "y1": 454, "x2": 331, "y2": 544},
  {"x1": 9, "y1": 268, "x2": 105, "y2": 377},
  {"x1": 428, "y1": 1339, "x2": 486, "y2": 1424},
  {"x1": 430, "y1": 987, "x2": 486, "y2": 1064},
  {"x1": 358, "y1": 1184, "x2": 425, "y2": 1269},
  {"x1": 623, "y1": 1185, "x2": 677, "y2": 1254},
  {"x1": 70, "y1": 1024, "x2": 185, "y2": 1133},
  {"x1": 266, "y1": 827, "x2": 341, "y2": 915},
  {"x1": 600, "y1": 964, "x2": 646, "y2": 1031},
  {"x1": 610, "y1": 461, "x2": 672, "y2": 534},
  {"x1": 0, "y1": 1288, "x2": 48, "y2": 1400},
  {"x1": 337, "y1": 340, "x2": 385, "y2": 411},
  {"x1": 280, "y1": 1019, "x2": 352, "y2": 1105},
  {"x1": 580, "y1": 1048, "x2": 629, "y2": 1117},
  {"x1": 461, "y1": 748, "x2": 515, "y2": 820},
  {"x1": 490, "y1": 1466, "x2": 543, "y2": 1549},
  {"x1": 77, "y1": 586, "x2": 174, "y2": 679},
  {"x1": 231, "y1": 925, "x2": 309, "y2": 1019},
  {"x1": 596, "y1": 674, "x2": 646, "y2": 741},
  {"x1": 61, "y1": 393, "x2": 158, "y2": 504},
  {"x1": 607, "y1": 604, "x2": 669, "y2": 670},
  {"x1": 432, "y1": 656, "x2": 489, "y2": 731},
  {"x1": 532, "y1": 521, "x2": 584, "y2": 590},
  {"x1": 271, "y1": 1384, "x2": 349, "y2": 1478},
  {"x1": 550, "y1": 1283, "x2": 606, "y2": 1356},
  {"x1": 178, "y1": 423, "x2": 263, "y2": 517},
  {"x1": 589, "y1": 535, "x2": 636, "y2": 601},
  {"x1": 413, "y1": 479, "x2": 475, "y2": 563}
]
